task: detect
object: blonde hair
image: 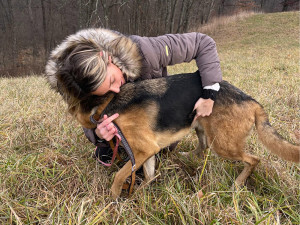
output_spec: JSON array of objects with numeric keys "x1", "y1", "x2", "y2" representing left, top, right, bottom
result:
[
  {"x1": 45, "y1": 28, "x2": 142, "y2": 120},
  {"x1": 56, "y1": 43, "x2": 110, "y2": 116}
]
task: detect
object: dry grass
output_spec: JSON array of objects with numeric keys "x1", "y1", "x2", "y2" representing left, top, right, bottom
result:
[
  {"x1": 196, "y1": 11, "x2": 257, "y2": 36},
  {"x1": 0, "y1": 12, "x2": 299, "y2": 224}
]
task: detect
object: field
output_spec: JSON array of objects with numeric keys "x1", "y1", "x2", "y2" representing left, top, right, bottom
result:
[{"x1": 0, "y1": 11, "x2": 299, "y2": 224}]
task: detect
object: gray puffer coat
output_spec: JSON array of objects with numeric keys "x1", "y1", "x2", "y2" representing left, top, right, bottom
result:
[{"x1": 130, "y1": 33, "x2": 222, "y2": 87}]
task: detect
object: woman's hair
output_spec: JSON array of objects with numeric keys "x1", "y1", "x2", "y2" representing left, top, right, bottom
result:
[
  {"x1": 46, "y1": 28, "x2": 142, "y2": 122},
  {"x1": 56, "y1": 43, "x2": 110, "y2": 116}
]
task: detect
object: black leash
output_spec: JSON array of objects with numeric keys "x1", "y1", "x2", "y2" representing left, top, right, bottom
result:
[{"x1": 112, "y1": 123, "x2": 136, "y2": 172}]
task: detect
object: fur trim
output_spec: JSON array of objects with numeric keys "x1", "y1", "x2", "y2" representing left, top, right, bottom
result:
[{"x1": 45, "y1": 28, "x2": 142, "y2": 92}]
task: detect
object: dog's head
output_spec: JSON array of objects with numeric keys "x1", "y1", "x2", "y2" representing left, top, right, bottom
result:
[{"x1": 73, "y1": 93, "x2": 115, "y2": 128}]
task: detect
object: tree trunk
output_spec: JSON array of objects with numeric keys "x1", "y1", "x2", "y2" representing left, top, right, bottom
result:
[
  {"x1": 281, "y1": 0, "x2": 289, "y2": 11},
  {"x1": 165, "y1": 0, "x2": 171, "y2": 33},
  {"x1": 41, "y1": 0, "x2": 48, "y2": 59},
  {"x1": 205, "y1": 0, "x2": 216, "y2": 23},
  {"x1": 6, "y1": 0, "x2": 16, "y2": 67},
  {"x1": 27, "y1": 0, "x2": 38, "y2": 64},
  {"x1": 177, "y1": 0, "x2": 187, "y2": 33},
  {"x1": 170, "y1": 0, "x2": 178, "y2": 33}
]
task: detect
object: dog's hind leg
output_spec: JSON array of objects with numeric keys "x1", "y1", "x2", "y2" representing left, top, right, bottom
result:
[
  {"x1": 180, "y1": 126, "x2": 207, "y2": 159},
  {"x1": 233, "y1": 153, "x2": 260, "y2": 187},
  {"x1": 194, "y1": 126, "x2": 207, "y2": 157},
  {"x1": 210, "y1": 141, "x2": 260, "y2": 188},
  {"x1": 207, "y1": 133, "x2": 260, "y2": 188}
]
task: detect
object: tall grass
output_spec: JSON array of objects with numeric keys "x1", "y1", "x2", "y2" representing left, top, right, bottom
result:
[
  {"x1": 196, "y1": 11, "x2": 257, "y2": 36},
  {"x1": 0, "y1": 11, "x2": 299, "y2": 224}
]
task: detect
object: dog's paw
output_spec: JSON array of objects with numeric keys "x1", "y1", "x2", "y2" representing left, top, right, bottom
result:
[
  {"x1": 111, "y1": 184, "x2": 122, "y2": 200},
  {"x1": 178, "y1": 148, "x2": 205, "y2": 160},
  {"x1": 230, "y1": 181, "x2": 244, "y2": 191},
  {"x1": 111, "y1": 189, "x2": 121, "y2": 200}
]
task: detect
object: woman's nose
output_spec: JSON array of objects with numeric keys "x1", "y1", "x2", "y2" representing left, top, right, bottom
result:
[{"x1": 110, "y1": 86, "x2": 120, "y2": 93}]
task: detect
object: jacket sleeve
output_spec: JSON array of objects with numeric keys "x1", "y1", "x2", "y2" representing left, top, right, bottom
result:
[
  {"x1": 83, "y1": 127, "x2": 99, "y2": 145},
  {"x1": 136, "y1": 33, "x2": 222, "y2": 87}
]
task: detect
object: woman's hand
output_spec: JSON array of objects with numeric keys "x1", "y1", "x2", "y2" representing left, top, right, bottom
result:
[
  {"x1": 193, "y1": 98, "x2": 214, "y2": 121},
  {"x1": 95, "y1": 113, "x2": 119, "y2": 141}
]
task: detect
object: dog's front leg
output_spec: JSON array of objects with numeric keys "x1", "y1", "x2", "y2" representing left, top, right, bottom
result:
[
  {"x1": 143, "y1": 155, "x2": 156, "y2": 182},
  {"x1": 111, "y1": 160, "x2": 132, "y2": 199},
  {"x1": 111, "y1": 151, "x2": 157, "y2": 199}
]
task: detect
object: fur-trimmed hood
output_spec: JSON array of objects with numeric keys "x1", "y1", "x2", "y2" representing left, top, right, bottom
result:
[{"x1": 45, "y1": 28, "x2": 142, "y2": 93}]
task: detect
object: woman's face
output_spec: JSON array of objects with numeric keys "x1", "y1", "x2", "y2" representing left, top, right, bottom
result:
[{"x1": 91, "y1": 57, "x2": 126, "y2": 96}]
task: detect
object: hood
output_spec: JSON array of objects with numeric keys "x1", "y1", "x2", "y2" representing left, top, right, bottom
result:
[{"x1": 45, "y1": 28, "x2": 142, "y2": 92}]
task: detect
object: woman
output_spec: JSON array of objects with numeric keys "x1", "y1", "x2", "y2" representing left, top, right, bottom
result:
[{"x1": 45, "y1": 28, "x2": 222, "y2": 162}]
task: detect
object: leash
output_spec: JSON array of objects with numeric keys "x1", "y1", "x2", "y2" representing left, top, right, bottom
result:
[
  {"x1": 90, "y1": 114, "x2": 137, "y2": 195},
  {"x1": 94, "y1": 133, "x2": 121, "y2": 167},
  {"x1": 113, "y1": 123, "x2": 136, "y2": 172}
]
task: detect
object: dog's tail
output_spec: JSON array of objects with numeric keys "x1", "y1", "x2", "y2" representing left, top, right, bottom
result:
[{"x1": 255, "y1": 104, "x2": 300, "y2": 162}]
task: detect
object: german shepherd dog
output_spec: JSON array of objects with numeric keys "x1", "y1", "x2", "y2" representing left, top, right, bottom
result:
[{"x1": 76, "y1": 71, "x2": 299, "y2": 199}]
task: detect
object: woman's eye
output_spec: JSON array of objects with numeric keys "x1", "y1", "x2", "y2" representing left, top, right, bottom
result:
[{"x1": 109, "y1": 77, "x2": 113, "y2": 87}]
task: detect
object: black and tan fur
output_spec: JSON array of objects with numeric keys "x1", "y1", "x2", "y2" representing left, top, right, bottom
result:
[{"x1": 75, "y1": 71, "x2": 300, "y2": 199}]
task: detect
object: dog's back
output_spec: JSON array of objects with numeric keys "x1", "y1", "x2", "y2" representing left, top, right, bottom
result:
[
  {"x1": 102, "y1": 72, "x2": 203, "y2": 132},
  {"x1": 102, "y1": 71, "x2": 257, "y2": 132}
]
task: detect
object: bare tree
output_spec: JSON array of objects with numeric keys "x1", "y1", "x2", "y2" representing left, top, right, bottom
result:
[
  {"x1": 205, "y1": 0, "x2": 217, "y2": 23},
  {"x1": 26, "y1": 0, "x2": 38, "y2": 64},
  {"x1": 177, "y1": 0, "x2": 195, "y2": 33},
  {"x1": 41, "y1": 0, "x2": 48, "y2": 58},
  {"x1": 280, "y1": 0, "x2": 299, "y2": 11},
  {"x1": 1, "y1": 0, "x2": 16, "y2": 68},
  {"x1": 170, "y1": 0, "x2": 178, "y2": 33}
]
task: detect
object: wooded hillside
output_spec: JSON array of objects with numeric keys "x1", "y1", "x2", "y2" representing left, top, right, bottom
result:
[{"x1": 0, "y1": 0, "x2": 298, "y2": 76}]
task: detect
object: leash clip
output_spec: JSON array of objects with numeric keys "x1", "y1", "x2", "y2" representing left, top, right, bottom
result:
[{"x1": 132, "y1": 164, "x2": 136, "y2": 172}]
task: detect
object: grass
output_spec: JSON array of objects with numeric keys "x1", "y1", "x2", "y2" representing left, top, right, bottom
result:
[{"x1": 0, "y1": 11, "x2": 299, "y2": 224}]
